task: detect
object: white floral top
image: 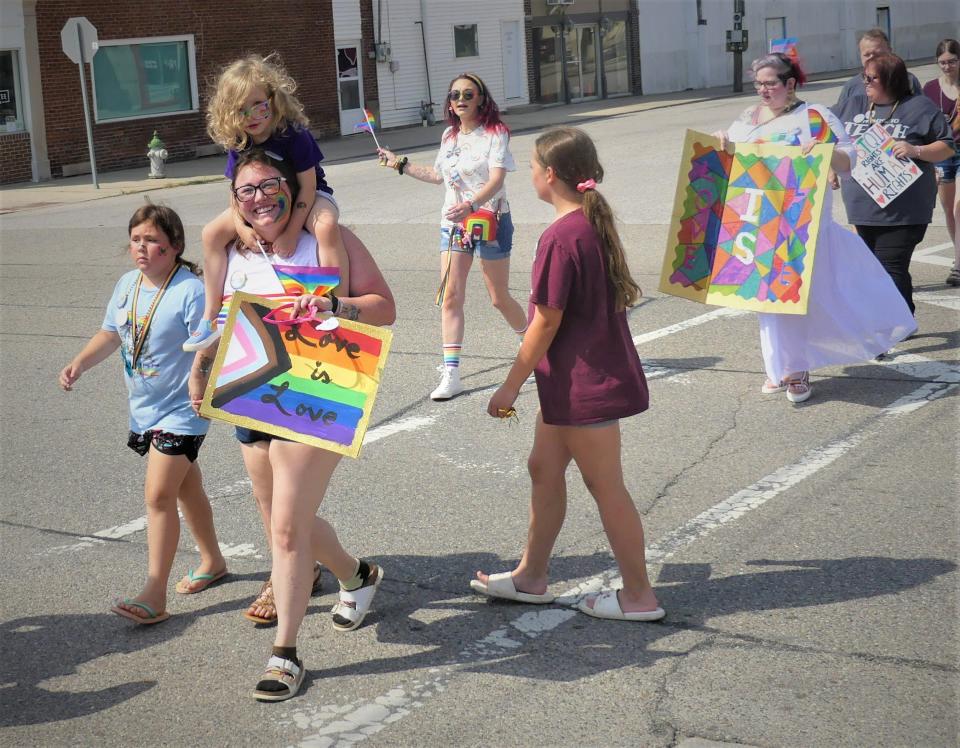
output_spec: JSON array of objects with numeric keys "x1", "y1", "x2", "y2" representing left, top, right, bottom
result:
[{"x1": 434, "y1": 125, "x2": 515, "y2": 228}]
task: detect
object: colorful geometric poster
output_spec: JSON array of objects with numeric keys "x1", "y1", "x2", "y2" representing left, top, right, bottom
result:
[
  {"x1": 659, "y1": 129, "x2": 833, "y2": 315},
  {"x1": 850, "y1": 122, "x2": 921, "y2": 207},
  {"x1": 200, "y1": 292, "x2": 392, "y2": 458}
]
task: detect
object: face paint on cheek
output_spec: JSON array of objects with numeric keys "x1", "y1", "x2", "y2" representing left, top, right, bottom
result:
[
  {"x1": 159, "y1": 247, "x2": 167, "y2": 255},
  {"x1": 276, "y1": 195, "x2": 289, "y2": 219}
]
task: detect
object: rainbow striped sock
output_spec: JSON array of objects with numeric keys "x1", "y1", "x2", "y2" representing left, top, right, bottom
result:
[{"x1": 442, "y1": 343, "x2": 462, "y2": 369}]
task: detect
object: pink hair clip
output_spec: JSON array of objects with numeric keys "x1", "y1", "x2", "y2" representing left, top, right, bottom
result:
[{"x1": 576, "y1": 179, "x2": 597, "y2": 193}]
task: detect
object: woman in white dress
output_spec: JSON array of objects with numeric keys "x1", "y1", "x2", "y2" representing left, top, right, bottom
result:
[{"x1": 713, "y1": 53, "x2": 916, "y2": 403}]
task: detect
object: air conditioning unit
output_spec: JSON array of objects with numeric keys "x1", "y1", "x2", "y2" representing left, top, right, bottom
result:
[{"x1": 546, "y1": 0, "x2": 574, "y2": 6}]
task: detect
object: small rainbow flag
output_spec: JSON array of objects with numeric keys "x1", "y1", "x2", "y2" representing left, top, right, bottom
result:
[
  {"x1": 354, "y1": 109, "x2": 381, "y2": 150},
  {"x1": 808, "y1": 109, "x2": 838, "y2": 143}
]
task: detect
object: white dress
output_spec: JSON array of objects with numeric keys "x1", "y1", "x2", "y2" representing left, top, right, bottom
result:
[{"x1": 726, "y1": 103, "x2": 916, "y2": 382}]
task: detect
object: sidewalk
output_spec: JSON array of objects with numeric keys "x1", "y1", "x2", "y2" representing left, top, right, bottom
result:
[{"x1": 0, "y1": 62, "x2": 934, "y2": 215}]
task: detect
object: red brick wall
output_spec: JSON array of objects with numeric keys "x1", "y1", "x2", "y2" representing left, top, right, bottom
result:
[
  {"x1": 0, "y1": 132, "x2": 33, "y2": 185},
  {"x1": 35, "y1": 0, "x2": 338, "y2": 178}
]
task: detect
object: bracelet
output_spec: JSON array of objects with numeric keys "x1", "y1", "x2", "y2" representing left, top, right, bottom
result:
[
  {"x1": 328, "y1": 292, "x2": 340, "y2": 316},
  {"x1": 913, "y1": 144, "x2": 921, "y2": 159},
  {"x1": 396, "y1": 156, "x2": 409, "y2": 175}
]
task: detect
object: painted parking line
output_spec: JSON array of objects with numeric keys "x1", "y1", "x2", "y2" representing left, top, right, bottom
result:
[{"x1": 285, "y1": 353, "x2": 959, "y2": 747}]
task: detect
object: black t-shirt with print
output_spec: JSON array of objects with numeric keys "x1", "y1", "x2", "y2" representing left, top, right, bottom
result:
[{"x1": 834, "y1": 92, "x2": 954, "y2": 225}]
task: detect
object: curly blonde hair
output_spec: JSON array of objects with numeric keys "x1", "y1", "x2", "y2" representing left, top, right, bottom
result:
[{"x1": 206, "y1": 53, "x2": 309, "y2": 151}]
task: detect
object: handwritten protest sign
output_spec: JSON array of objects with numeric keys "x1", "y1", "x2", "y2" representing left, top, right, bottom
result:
[
  {"x1": 850, "y1": 122, "x2": 921, "y2": 207},
  {"x1": 659, "y1": 129, "x2": 833, "y2": 315},
  {"x1": 200, "y1": 292, "x2": 392, "y2": 458}
]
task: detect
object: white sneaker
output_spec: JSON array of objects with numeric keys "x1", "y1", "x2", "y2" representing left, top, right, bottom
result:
[{"x1": 430, "y1": 365, "x2": 464, "y2": 401}]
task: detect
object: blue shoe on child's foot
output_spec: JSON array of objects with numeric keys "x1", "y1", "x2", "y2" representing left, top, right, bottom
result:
[{"x1": 182, "y1": 320, "x2": 221, "y2": 352}]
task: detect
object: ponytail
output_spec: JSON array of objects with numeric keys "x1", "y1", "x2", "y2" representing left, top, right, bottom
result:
[{"x1": 535, "y1": 127, "x2": 641, "y2": 309}]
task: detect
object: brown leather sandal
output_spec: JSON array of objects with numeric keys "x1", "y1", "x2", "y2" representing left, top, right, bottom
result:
[{"x1": 243, "y1": 564, "x2": 323, "y2": 625}]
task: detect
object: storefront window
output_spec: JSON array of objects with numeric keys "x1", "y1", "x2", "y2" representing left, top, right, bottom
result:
[
  {"x1": 534, "y1": 26, "x2": 563, "y2": 104},
  {"x1": 602, "y1": 20, "x2": 629, "y2": 95},
  {"x1": 0, "y1": 50, "x2": 25, "y2": 132},
  {"x1": 92, "y1": 36, "x2": 197, "y2": 121}
]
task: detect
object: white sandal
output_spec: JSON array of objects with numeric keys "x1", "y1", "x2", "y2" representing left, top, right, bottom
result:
[
  {"x1": 332, "y1": 563, "x2": 383, "y2": 632},
  {"x1": 469, "y1": 572, "x2": 555, "y2": 604},
  {"x1": 252, "y1": 655, "x2": 305, "y2": 702},
  {"x1": 577, "y1": 589, "x2": 665, "y2": 622}
]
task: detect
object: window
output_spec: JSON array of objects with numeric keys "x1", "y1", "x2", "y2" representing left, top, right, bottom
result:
[
  {"x1": 454, "y1": 25, "x2": 479, "y2": 58},
  {"x1": 0, "y1": 50, "x2": 25, "y2": 133},
  {"x1": 876, "y1": 7, "x2": 891, "y2": 43},
  {"x1": 91, "y1": 35, "x2": 198, "y2": 122}
]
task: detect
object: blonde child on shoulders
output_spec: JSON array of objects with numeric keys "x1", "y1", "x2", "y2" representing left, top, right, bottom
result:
[{"x1": 184, "y1": 53, "x2": 348, "y2": 351}]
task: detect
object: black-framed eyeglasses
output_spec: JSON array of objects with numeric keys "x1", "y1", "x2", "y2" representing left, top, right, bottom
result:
[
  {"x1": 862, "y1": 73, "x2": 879, "y2": 84},
  {"x1": 232, "y1": 177, "x2": 286, "y2": 202},
  {"x1": 448, "y1": 89, "x2": 476, "y2": 102},
  {"x1": 753, "y1": 80, "x2": 782, "y2": 90}
]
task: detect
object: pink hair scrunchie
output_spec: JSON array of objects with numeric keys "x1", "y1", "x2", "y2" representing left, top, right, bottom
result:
[{"x1": 576, "y1": 179, "x2": 597, "y2": 193}]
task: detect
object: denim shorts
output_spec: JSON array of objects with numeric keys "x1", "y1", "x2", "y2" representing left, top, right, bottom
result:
[
  {"x1": 935, "y1": 154, "x2": 960, "y2": 184},
  {"x1": 127, "y1": 430, "x2": 205, "y2": 462},
  {"x1": 439, "y1": 211, "x2": 513, "y2": 260}
]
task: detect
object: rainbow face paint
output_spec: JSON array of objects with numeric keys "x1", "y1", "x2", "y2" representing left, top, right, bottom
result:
[{"x1": 276, "y1": 194, "x2": 289, "y2": 220}]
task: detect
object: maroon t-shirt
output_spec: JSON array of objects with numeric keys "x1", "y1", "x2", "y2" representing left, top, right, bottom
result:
[{"x1": 529, "y1": 209, "x2": 649, "y2": 426}]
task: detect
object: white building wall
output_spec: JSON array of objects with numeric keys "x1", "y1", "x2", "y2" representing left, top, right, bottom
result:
[
  {"x1": 332, "y1": 0, "x2": 362, "y2": 41},
  {"x1": 373, "y1": 0, "x2": 527, "y2": 129},
  {"x1": 638, "y1": 0, "x2": 960, "y2": 96}
]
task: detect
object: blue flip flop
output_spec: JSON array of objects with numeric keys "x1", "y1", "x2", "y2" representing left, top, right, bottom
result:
[
  {"x1": 110, "y1": 598, "x2": 170, "y2": 625},
  {"x1": 175, "y1": 568, "x2": 228, "y2": 594}
]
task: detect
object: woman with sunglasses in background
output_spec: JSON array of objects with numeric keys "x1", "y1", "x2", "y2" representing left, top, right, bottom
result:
[
  {"x1": 377, "y1": 73, "x2": 527, "y2": 401},
  {"x1": 835, "y1": 53, "x2": 956, "y2": 315},
  {"x1": 922, "y1": 39, "x2": 960, "y2": 286},
  {"x1": 712, "y1": 53, "x2": 915, "y2": 403}
]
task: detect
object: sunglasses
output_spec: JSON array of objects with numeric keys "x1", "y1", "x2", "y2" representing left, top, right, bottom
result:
[
  {"x1": 240, "y1": 99, "x2": 271, "y2": 120},
  {"x1": 448, "y1": 89, "x2": 477, "y2": 102},
  {"x1": 862, "y1": 73, "x2": 880, "y2": 84},
  {"x1": 232, "y1": 176, "x2": 286, "y2": 202}
]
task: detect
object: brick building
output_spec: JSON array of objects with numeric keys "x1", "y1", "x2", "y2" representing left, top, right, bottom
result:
[{"x1": 0, "y1": 0, "x2": 378, "y2": 184}]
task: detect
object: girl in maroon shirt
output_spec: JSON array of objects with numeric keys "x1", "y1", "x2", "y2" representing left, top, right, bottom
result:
[{"x1": 472, "y1": 127, "x2": 664, "y2": 622}]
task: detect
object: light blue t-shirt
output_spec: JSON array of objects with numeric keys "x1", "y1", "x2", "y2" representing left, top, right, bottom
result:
[{"x1": 101, "y1": 266, "x2": 209, "y2": 435}]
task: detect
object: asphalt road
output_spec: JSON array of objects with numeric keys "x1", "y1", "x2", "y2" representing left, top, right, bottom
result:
[{"x1": 1, "y1": 78, "x2": 958, "y2": 747}]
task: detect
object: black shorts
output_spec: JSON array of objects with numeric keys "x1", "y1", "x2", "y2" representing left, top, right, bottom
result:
[
  {"x1": 127, "y1": 430, "x2": 205, "y2": 462},
  {"x1": 234, "y1": 426, "x2": 289, "y2": 444}
]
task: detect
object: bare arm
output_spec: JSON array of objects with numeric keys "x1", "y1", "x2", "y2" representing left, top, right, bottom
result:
[
  {"x1": 377, "y1": 148, "x2": 443, "y2": 185},
  {"x1": 487, "y1": 304, "x2": 561, "y2": 417},
  {"x1": 290, "y1": 226, "x2": 396, "y2": 326},
  {"x1": 59, "y1": 330, "x2": 121, "y2": 390},
  {"x1": 284, "y1": 168, "x2": 318, "y2": 237},
  {"x1": 890, "y1": 139, "x2": 956, "y2": 163}
]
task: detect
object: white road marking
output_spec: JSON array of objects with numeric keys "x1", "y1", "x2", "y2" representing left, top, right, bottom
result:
[
  {"x1": 632, "y1": 307, "x2": 748, "y2": 346},
  {"x1": 914, "y1": 291, "x2": 960, "y2": 311},
  {"x1": 287, "y1": 354, "x2": 960, "y2": 747},
  {"x1": 912, "y1": 242, "x2": 955, "y2": 267},
  {"x1": 50, "y1": 312, "x2": 738, "y2": 553}
]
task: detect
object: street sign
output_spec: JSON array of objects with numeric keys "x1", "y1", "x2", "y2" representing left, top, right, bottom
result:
[
  {"x1": 60, "y1": 17, "x2": 99, "y2": 188},
  {"x1": 60, "y1": 17, "x2": 98, "y2": 64}
]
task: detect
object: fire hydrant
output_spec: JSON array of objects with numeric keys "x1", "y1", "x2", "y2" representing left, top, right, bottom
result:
[{"x1": 147, "y1": 131, "x2": 168, "y2": 179}]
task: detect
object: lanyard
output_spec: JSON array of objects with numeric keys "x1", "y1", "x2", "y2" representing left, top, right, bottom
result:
[{"x1": 130, "y1": 265, "x2": 178, "y2": 370}]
